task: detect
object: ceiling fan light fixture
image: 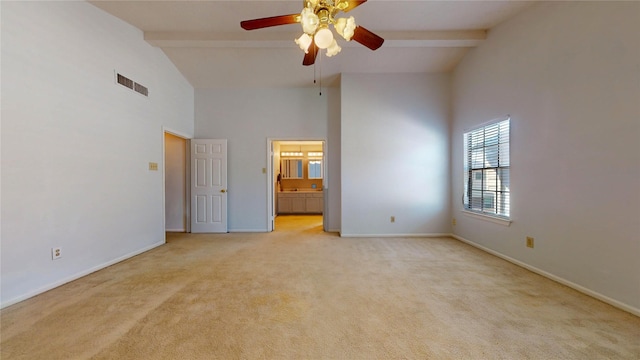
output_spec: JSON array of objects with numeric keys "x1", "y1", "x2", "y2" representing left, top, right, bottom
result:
[
  {"x1": 334, "y1": 16, "x2": 356, "y2": 41},
  {"x1": 240, "y1": 0, "x2": 384, "y2": 66},
  {"x1": 295, "y1": 33, "x2": 313, "y2": 53},
  {"x1": 314, "y1": 27, "x2": 334, "y2": 49}
]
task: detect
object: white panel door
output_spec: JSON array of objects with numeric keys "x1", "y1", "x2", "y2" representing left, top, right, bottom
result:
[{"x1": 191, "y1": 139, "x2": 227, "y2": 233}]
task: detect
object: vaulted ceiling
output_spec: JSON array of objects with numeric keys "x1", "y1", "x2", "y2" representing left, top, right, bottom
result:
[{"x1": 89, "y1": 0, "x2": 535, "y2": 89}]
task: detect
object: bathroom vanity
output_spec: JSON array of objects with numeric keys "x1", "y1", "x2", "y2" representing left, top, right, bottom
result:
[{"x1": 277, "y1": 190, "x2": 323, "y2": 214}]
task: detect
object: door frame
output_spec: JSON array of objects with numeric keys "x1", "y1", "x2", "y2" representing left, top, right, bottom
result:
[
  {"x1": 162, "y1": 127, "x2": 192, "y2": 238},
  {"x1": 266, "y1": 137, "x2": 327, "y2": 232}
]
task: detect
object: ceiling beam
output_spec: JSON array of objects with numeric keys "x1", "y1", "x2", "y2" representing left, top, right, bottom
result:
[{"x1": 144, "y1": 30, "x2": 486, "y2": 48}]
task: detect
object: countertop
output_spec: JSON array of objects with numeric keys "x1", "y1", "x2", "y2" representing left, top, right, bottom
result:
[{"x1": 279, "y1": 189, "x2": 323, "y2": 193}]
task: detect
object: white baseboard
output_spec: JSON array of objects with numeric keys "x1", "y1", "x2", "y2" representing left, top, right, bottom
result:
[
  {"x1": 340, "y1": 233, "x2": 451, "y2": 238},
  {"x1": 451, "y1": 234, "x2": 640, "y2": 317},
  {"x1": 165, "y1": 228, "x2": 186, "y2": 232},
  {"x1": 228, "y1": 229, "x2": 268, "y2": 233},
  {"x1": 1, "y1": 241, "x2": 165, "y2": 309}
]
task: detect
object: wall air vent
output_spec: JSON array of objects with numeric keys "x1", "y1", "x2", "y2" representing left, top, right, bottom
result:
[{"x1": 115, "y1": 71, "x2": 149, "y2": 97}]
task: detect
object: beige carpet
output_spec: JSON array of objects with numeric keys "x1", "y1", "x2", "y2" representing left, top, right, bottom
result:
[{"x1": 1, "y1": 215, "x2": 638, "y2": 359}]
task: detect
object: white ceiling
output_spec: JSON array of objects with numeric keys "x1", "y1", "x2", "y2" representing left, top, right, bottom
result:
[{"x1": 89, "y1": 0, "x2": 535, "y2": 89}]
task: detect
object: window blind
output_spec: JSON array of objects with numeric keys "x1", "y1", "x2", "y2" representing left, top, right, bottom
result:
[{"x1": 464, "y1": 118, "x2": 510, "y2": 218}]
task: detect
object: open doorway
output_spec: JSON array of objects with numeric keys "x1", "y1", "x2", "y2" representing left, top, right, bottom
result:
[
  {"x1": 268, "y1": 140, "x2": 326, "y2": 232},
  {"x1": 164, "y1": 131, "x2": 189, "y2": 233}
]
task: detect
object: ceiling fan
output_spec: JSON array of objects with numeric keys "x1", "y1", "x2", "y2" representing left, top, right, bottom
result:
[{"x1": 240, "y1": 0, "x2": 384, "y2": 66}]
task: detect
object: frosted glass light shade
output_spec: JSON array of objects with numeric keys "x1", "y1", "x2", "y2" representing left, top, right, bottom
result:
[
  {"x1": 295, "y1": 33, "x2": 312, "y2": 53},
  {"x1": 325, "y1": 39, "x2": 341, "y2": 57},
  {"x1": 314, "y1": 28, "x2": 334, "y2": 49},
  {"x1": 334, "y1": 16, "x2": 356, "y2": 41},
  {"x1": 301, "y1": 8, "x2": 319, "y2": 35}
]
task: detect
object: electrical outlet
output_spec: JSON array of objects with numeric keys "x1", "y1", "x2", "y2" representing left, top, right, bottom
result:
[
  {"x1": 452, "y1": 218, "x2": 457, "y2": 226},
  {"x1": 526, "y1": 237, "x2": 534, "y2": 248},
  {"x1": 52, "y1": 247, "x2": 62, "y2": 260},
  {"x1": 390, "y1": 216, "x2": 395, "y2": 223}
]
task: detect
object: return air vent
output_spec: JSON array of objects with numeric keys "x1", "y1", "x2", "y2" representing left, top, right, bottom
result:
[{"x1": 115, "y1": 71, "x2": 149, "y2": 97}]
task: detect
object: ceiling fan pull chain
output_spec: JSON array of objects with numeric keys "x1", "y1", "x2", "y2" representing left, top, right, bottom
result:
[{"x1": 319, "y1": 51, "x2": 322, "y2": 96}]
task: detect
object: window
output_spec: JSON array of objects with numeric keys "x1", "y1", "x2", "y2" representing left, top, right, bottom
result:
[{"x1": 464, "y1": 118, "x2": 510, "y2": 218}]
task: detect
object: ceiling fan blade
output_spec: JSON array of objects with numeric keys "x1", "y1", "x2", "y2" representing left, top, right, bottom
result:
[
  {"x1": 352, "y1": 25, "x2": 384, "y2": 50},
  {"x1": 240, "y1": 14, "x2": 300, "y2": 30},
  {"x1": 303, "y1": 41, "x2": 319, "y2": 66},
  {"x1": 342, "y1": 0, "x2": 367, "y2": 12}
]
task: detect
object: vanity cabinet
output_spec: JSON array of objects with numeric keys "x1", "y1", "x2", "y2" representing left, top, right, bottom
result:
[{"x1": 278, "y1": 191, "x2": 323, "y2": 214}]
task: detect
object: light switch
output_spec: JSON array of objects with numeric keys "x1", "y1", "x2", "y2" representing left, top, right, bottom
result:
[{"x1": 149, "y1": 162, "x2": 158, "y2": 171}]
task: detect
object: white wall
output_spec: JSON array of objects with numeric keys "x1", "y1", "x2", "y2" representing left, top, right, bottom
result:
[
  {"x1": 341, "y1": 73, "x2": 451, "y2": 236},
  {"x1": 0, "y1": 1, "x2": 194, "y2": 307},
  {"x1": 195, "y1": 88, "x2": 329, "y2": 232},
  {"x1": 165, "y1": 133, "x2": 187, "y2": 232},
  {"x1": 451, "y1": 2, "x2": 640, "y2": 313},
  {"x1": 326, "y1": 78, "x2": 342, "y2": 231}
]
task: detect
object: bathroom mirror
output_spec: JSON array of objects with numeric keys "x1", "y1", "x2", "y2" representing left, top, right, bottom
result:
[
  {"x1": 281, "y1": 159, "x2": 303, "y2": 179},
  {"x1": 308, "y1": 159, "x2": 323, "y2": 179}
]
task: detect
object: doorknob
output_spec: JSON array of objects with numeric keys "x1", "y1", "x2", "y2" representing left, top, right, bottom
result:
[{"x1": 220, "y1": 189, "x2": 227, "y2": 193}]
